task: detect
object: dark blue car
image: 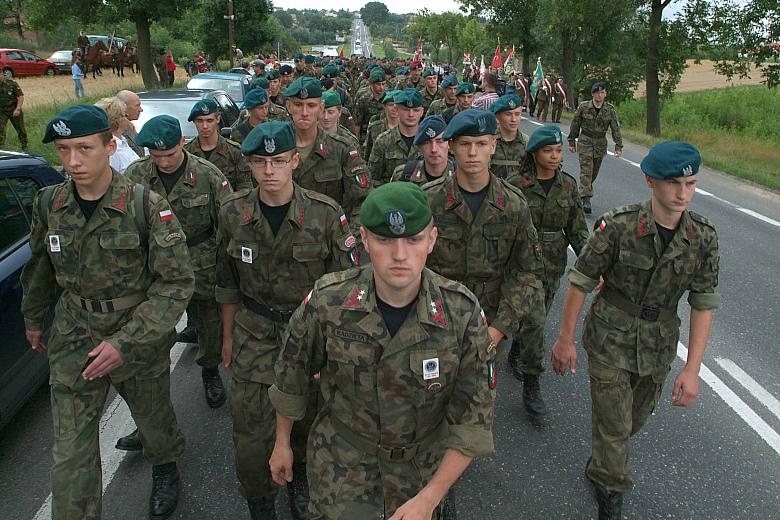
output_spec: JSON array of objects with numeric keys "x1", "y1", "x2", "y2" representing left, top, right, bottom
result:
[{"x1": 0, "y1": 151, "x2": 65, "y2": 430}]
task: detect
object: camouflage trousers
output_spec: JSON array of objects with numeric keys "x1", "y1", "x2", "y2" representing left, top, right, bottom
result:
[
  {"x1": 551, "y1": 103, "x2": 564, "y2": 123},
  {"x1": 50, "y1": 370, "x2": 185, "y2": 520},
  {"x1": 535, "y1": 100, "x2": 549, "y2": 121},
  {"x1": 576, "y1": 138, "x2": 607, "y2": 198},
  {"x1": 511, "y1": 275, "x2": 561, "y2": 375},
  {"x1": 187, "y1": 297, "x2": 222, "y2": 369},
  {"x1": 585, "y1": 355, "x2": 670, "y2": 492},
  {"x1": 0, "y1": 110, "x2": 27, "y2": 149}
]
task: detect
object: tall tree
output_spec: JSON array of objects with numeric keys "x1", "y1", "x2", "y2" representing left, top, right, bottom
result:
[
  {"x1": 197, "y1": 0, "x2": 273, "y2": 60},
  {"x1": 361, "y1": 2, "x2": 391, "y2": 27}
]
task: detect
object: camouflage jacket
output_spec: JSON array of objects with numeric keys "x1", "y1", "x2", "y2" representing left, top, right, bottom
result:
[
  {"x1": 398, "y1": 77, "x2": 424, "y2": 91},
  {"x1": 507, "y1": 168, "x2": 589, "y2": 281},
  {"x1": 125, "y1": 151, "x2": 232, "y2": 298},
  {"x1": 490, "y1": 130, "x2": 529, "y2": 180},
  {"x1": 322, "y1": 123, "x2": 360, "y2": 149},
  {"x1": 421, "y1": 86, "x2": 443, "y2": 114},
  {"x1": 568, "y1": 100, "x2": 623, "y2": 152},
  {"x1": 215, "y1": 184, "x2": 356, "y2": 384},
  {"x1": 184, "y1": 135, "x2": 253, "y2": 191},
  {"x1": 441, "y1": 105, "x2": 462, "y2": 124},
  {"x1": 232, "y1": 104, "x2": 291, "y2": 144},
  {"x1": 353, "y1": 93, "x2": 383, "y2": 137},
  {"x1": 339, "y1": 105, "x2": 356, "y2": 132},
  {"x1": 0, "y1": 77, "x2": 22, "y2": 113},
  {"x1": 361, "y1": 115, "x2": 391, "y2": 160},
  {"x1": 423, "y1": 174, "x2": 545, "y2": 337},
  {"x1": 294, "y1": 67, "x2": 316, "y2": 78},
  {"x1": 426, "y1": 98, "x2": 456, "y2": 117},
  {"x1": 269, "y1": 266, "x2": 496, "y2": 458},
  {"x1": 21, "y1": 172, "x2": 194, "y2": 385},
  {"x1": 390, "y1": 157, "x2": 456, "y2": 184},
  {"x1": 569, "y1": 199, "x2": 720, "y2": 375},
  {"x1": 368, "y1": 126, "x2": 419, "y2": 187}
]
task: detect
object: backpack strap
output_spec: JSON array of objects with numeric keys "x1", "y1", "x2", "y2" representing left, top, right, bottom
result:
[
  {"x1": 36, "y1": 185, "x2": 58, "y2": 228},
  {"x1": 133, "y1": 183, "x2": 149, "y2": 243},
  {"x1": 402, "y1": 159, "x2": 418, "y2": 182}
]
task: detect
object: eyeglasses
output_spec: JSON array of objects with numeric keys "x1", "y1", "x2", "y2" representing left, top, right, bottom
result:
[{"x1": 247, "y1": 157, "x2": 293, "y2": 169}]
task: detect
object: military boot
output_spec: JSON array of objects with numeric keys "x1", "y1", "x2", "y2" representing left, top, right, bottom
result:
[
  {"x1": 522, "y1": 373, "x2": 548, "y2": 416},
  {"x1": 582, "y1": 197, "x2": 592, "y2": 214},
  {"x1": 507, "y1": 342, "x2": 524, "y2": 382},
  {"x1": 287, "y1": 463, "x2": 310, "y2": 520},
  {"x1": 115, "y1": 428, "x2": 142, "y2": 451},
  {"x1": 176, "y1": 322, "x2": 198, "y2": 343},
  {"x1": 595, "y1": 485, "x2": 623, "y2": 520},
  {"x1": 202, "y1": 367, "x2": 226, "y2": 408},
  {"x1": 247, "y1": 498, "x2": 278, "y2": 520},
  {"x1": 149, "y1": 462, "x2": 180, "y2": 519}
]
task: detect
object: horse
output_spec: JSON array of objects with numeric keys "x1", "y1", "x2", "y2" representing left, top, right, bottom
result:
[{"x1": 83, "y1": 40, "x2": 112, "y2": 79}]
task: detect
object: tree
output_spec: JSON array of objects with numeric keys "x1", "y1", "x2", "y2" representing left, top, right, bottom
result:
[
  {"x1": 197, "y1": 0, "x2": 273, "y2": 60},
  {"x1": 274, "y1": 10, "x2": 294, "y2": 29},
  {"x1": 361, "y1": 2, "x2": 391, "y2": 27}
]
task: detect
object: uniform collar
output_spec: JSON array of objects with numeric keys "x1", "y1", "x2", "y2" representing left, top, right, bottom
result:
[
  {"x1": 239, "y1": 182, "x2": 307, "y2": 230},
  {"x1": 444, "y1": 173, "x2": 506, "y2": 212}
]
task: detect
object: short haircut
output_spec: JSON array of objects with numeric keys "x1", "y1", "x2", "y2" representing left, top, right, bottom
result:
[
  {"x1": 94, "y1": 97, "x2": 127, "y2": 133},
  {"x1": 483, "y1": 73, "x2": 497, "y2": 88}
]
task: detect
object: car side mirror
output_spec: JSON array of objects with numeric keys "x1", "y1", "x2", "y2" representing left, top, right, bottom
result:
[{"x1": 221, "y1": 127, "x2": 232, "y2": 138}]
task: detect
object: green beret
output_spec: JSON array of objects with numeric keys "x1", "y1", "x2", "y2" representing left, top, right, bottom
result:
[
  {"x1": 381, "y1": 90, "x2": 399, "y2": 104},
  {"x1": 304, "y1": 54, "x2": 315, "y2": 64},
  {"x1": 441, "y1": 75, "x2": 457, "y2": 88},
  {"x1": 241, "y1": 121, "x2": 296, "y2": 156},
  {"x1": 591, "y1": 81, "x2": 606, "y2": 93},
  {"x1": 640, "y1": 141, "x2": 701, "y2": 180},
  {"x1": 490, "y1": 94, "x2": 523, "y2": 114},
  {"x1": 322, "y1": 64, "x2": 340, "y2": 78},
  {"x1": 422, "y1": 68, "x2": 436, "y2": 78},
  {"x1": 395, "y1": 66, "x2": 406, "y2": 75},
  {"x1": 250, "y1": 77, "x2": 270, "y2": 91},
  {"x1": 455, "y1": 82, "x2": 476, "y2": 96},
  {"x1": 43, "y1": 104, "x2": 110, "y2": 143},
  {"x1": 294, "y1": 53, "x2": 304, "y2": 60},
  {"x1": 322, "y1": 91, "x2": 342, "y2": 108},
  {"x1": 266, "y1": 68, "x2": 280, "y2": 80},
  {"x1": 368, "y1": 67, "x2": 386, "y2": 84},
  {"x1": 414, "y1": 115, "x2": 446, "y2": 146},
  {"x1": 244, "y1": 87, "x2": 269, "y2": 109},
  {"x1": 283, "y1": 77, "x2": 322, "y2": 99},
  {"x1": 360, "y1": 182, "x2": 432, "y2": 238},
  {"x1": 526, "y1": 124, "x2": 563, "y2": 153},
  {"x1": 393, "y1": 88, "x2": 423, "y2": 109},
  {"x1": 442, "y1": 109, "x2": 497, "y2": 141},
  {"x1": 188, "y1": 99, "x2": 220, "y2": 121},
  {"x1": 136, "y1": 115, "x2": 182, "y2": 150}
]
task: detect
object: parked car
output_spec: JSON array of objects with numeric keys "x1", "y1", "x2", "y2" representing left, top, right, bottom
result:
[
  {"x1": 186, "y1": 72, "x2": 252, "y2": 109},
  {"x1": 0, "y1": 49, "x2": 58, "y2": 78},
  {"x1": 0, "y1": 151, "x2": 65, "y2": 430},
  {"x1": 86, "y1": 35, "x2": 128, "y2": 50},
  {"x1": 228, "y1": 67, "x2": 252, "y2": 75},
  {"x1": 47, "y1": 50, "x2": 74, "y2": 74},
  {"x1": 134, "y1": 89, "x2": 241, "y2": 139}
]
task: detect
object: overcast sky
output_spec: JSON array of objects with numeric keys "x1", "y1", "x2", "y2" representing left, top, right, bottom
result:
[{"x1": 272, "y1": 0, "x2": 461, "y2": 15}]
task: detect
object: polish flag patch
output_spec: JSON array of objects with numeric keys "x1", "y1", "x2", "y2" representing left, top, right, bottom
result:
[
  {"x1": 159, "y1": 209, "x2": 173, "y2": 221},
  {"x1": 598, "y1": 219, "x2": 607, "y2": 232},
  {"x1": 340, "y1": 214, "x2": 348, "y2": 226},
  {"x1": 349, "y1": 150, "x2": 359, "y2": 158},
  {"x1": 221, "y1": 180, "x2": 229, "y2": 189}
]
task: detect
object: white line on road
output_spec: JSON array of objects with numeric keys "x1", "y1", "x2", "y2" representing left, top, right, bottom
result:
[
  {"x1": 677, "y1": 343, "x2": 780, "y2": 457},
  {"x1": 715, "y1": 357, "x2": 780, "y2": 422}
]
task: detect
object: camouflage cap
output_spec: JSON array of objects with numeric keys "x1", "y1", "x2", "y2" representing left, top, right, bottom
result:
[
  {"x1": 284, "y1": 77, "x2": 322, "y2": 99},
  {"x1": 244, "y1": 87, "x2": 269, "y2": 109},
  {"x1": 250, "y1": 76, "x2": 271, "y2": 90},
  {"x1": 489, "y1": 94, "x2": 523, "y2": 114},
  {"x1": 187, "y1": 99, "x2": 220, "y2": 121},
  {"x1": 393, "y1": 88, "x2": 424, "y2": 108},
  {"x1": 360, "y1": 182, "x2": 432, "y2": 238},
  {"x1": 43, "y1": 104, "x2": 110, "y2": 143},
  {"x1": 442, "y1": 109, "x2": 497, "y2": 141},
  {"x1": 322, "y1": 91, "x2": 342, "y2": 108},
  {"x1": 414, "y1": 115, "x2": 447, "y2": 146},
  {"x1": 422, "y1": 67, "x2": 437, "y2": 78},
  {"x1": 526, "y1": 124, "x2": 563, "y2": 153},
  {"x1": 266, "y1": 68, "x2": 280, "y2": 80},
  {"x1": 241, "y1": 121, "x2": 296, "y2": 156},
  {"x1": 640, "y1": 141, "x2": 701, "y2": 180},
  {"x1": 368, "y1": 67, "x2": 386, "y2": 84},
  {"x1": 455, "y1": 82, "x2": 476, "y2": 96},
  {"x1": 136, "y1": 115, "x2": 182, "y2": 150}
]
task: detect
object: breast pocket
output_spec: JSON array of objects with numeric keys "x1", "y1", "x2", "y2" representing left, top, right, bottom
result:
[
  {"x1": 616, "y1": 249, "x2": 653, "y2": 288},
  {"x1": 326, "y1": 339, "x2": 378, "y2": 399},
  {"x1": 292, "y1": 243, "x2": 328, "y2": 282},
  {"x1": 99, "y1": 231, "x2": 144, "y2": 282},
  {"x1": 483, "y1": 222, "x2": 514, "y2": 266},
  {"x1": 47, "y1": 229, "x2": 76, "y2": 273},
  {"x1": 430, "y1": 221, "x2": 463, "y2": 274}
]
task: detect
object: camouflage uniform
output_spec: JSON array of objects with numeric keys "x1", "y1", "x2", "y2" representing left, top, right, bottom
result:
[
  {"x1": 507, "y1": 167, "x2": 589, "y2": 374},
  {"x1": 398, "y1": 77, "x2": 424, "y2": 90},
  {"x1": 215, "y1": 184, "x2": 355, "y2": 502},
  {"x1": 422, "y1": 174, "x2": 545, "y2": 339},
  {"x1": 426, "y1": 98, "x2": 456, "y2": 117},
  {"x1": 390, "y1": 157, "x2": 456, "y2": 184},
  {"x1": 232, "y1": 104, "x2": 292, "y2": 143},
  {"x1": 551, "y1": 82, "x2": 567, "y2": 123},
  {"x1": 184, "y1": 135, "x2": 253, "y2": 191},
  {"x1": 534, "y1": 87, "x2": 549, "y2": 122},
  {"x1": 0, "y1": 76, "x2": 27, "y2": 148},
  {"x1": 490, "y1": 130, "x2": 529, "y2": 180},
  {"x1": 568, "y1": 101, "x2": 623, "y2": 199},
  {"x1": 420, "y1": 87, "x2": 443, "y2": 114},
  {"x1": 362, "y1": 115, "x2": 390, "y2": 160},
  {"x1": 339, "y1": 105, "x2": 356, "y2": 132},
  {"x1": 21, "y1": 173, "x2": 194, "y2": 520},
  {"x1": 269, "y1": 266, "x2": 496, "y2": 519},
  {"x1": 294, "y1": 67, "x2": 316, "y2": 79},
  {"x1": 353, "y1": 94, "x2": 383, "y2": 141},
  {"x1": 125, "y1": 152, "x2": 232, "y2": 372},
  {"x1": 368, "y1": 126, "x2": 419, "y2": 187},
  {"x1": 441, "y1": 105, "x2": 462, "y2": 124},
  {"x1": 569, "y1": 200, "x2": 719, "y2": 492},
  {"x1": 323, "y1": 123, "x2": 360, "y2": 149}
]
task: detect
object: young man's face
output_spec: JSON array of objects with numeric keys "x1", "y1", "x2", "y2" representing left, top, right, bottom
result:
[
  {"x1": 321, "y1": 106, "x2": 342, "y2": 130},
  {"x1": 286, "y1": 97, "x2": 322, "y2": 131},
  {"x1": 451, "y1": 135, "x2": 496, "y2": 176},
  {"x1": 149, "y1": 139, "x2": 186, "y2": 173},
  {"x1": 647, "y1": 175, "x2": 697, "y2": 214},
  {"x1": 592, "y1": 90, "x2": 607, "y2": 104},
  {"x1": 443, "y1": 85, "x2": 457, "y2": 103},
  {"x1": 383, "y1": 102, "x2": 398, "y2": 119},
  {"x1": 247, "y1": 150, "x2": 300, "y2": 195},
  {"x1": 360, "y1": 223, "x2": 437, "y2": 292},
  {"x1": 456, "y1": 93, "x2": 474, "y2": 110},
  {"x1": 425, "y1": 75, "x2": 437, "y2": 90},
  {"x1": 370, "y1": 81, "x2": 387, "y2": 98},
  {"x1": 532, "y1": 144, "x2": 563, "y2": 172},
  {"x1": 419, "y1": 135, "x2": 448, "y2": 169},
  {"x1": 409, "y1": 68, "x2": 421, "y2": 80},
  {"x1": 194, "y1": 113, "x2": 221, "y2": 140},
  {"x1": 496, "y1": 107, "x2": 522, "y2": 134},
  {"x1": 269, "y1": 78, "x2": 281, "y2": 95},
  {"x1": 248, "y1": 103, "x2": 269, "y2": 124},
  {"x1": 397, "y1": 106, "x2": 423, "y2": 129},
  {"x1": 54, "y1": 133, "x2": 116, "y2": 186}
]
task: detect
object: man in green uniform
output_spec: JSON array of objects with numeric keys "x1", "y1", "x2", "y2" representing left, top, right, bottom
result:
[
  {"x1": 551, "y1": 141, "x2": 720, "y2": 519},
  {"x1": 391, "y1": 115, "x2": 454, "y2": 184},
  {"x1": 368, "y1": 89, "x2": 424, "y2": 187},
  {"x1": 568, "y1": 81, "x2": 623, "y2": 214},
  {"x1": 293, "y1": 53, "x2": 315, "y2": 79},
  {"x1": 217, "y1": 121, "x2": 357, "y2": 520},
  {"x1": 551, "y1": 77, "x2": 568, "y2": 123},
  {"x1": 267, "y1": 68, "x2": 286, "y2": 106},
  {"x1": 423, "y1": 108, "x2": 545, "y2": 369},
  {"x1": 489, "y1": 94, "x2": 529, "y2": 180},
  {"x1": 280, "y1": 64, "x2": 294, "y2": 89},
  {"x1": 420, "y1": 68, "x2": 442, "y2": 114},
  {"x1": 232, "y1": 88, "x2": 279, "y2": 144},
  {"x1": 400, "y1": 60, "x2": 423, "y2": 90},
  {"x1": 441, "y1": 83, "x2": 475, "y2": 124},
  {"x1": 0, "y1": 74, "x2": 27, "y2": 149},
  {"x1": 426, "y1": 75, "x2": 457, "y2": 117},
  {"x1": 505, "y1": 125, "x2": 589, "y2": 415},
  {"x1": 353, "y1": 67, "x2": 387, "y2": 141},
  {"x1": 268, "y1": 182, "x2": 497, "y2": 519},
  {"x1": 362, "y1": 89, "x2": 399, "y2": 161},
  {"x1": 22, "y1": 105, "x2": 194, "y2": 520},
  {"x1": 320, "y1": 91, "x2": 360, "y2": 148}
]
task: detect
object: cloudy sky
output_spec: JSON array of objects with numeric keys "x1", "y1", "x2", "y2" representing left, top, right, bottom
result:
[{"x1": 272, "y1": 0, "x2": 462, "y2": 15}]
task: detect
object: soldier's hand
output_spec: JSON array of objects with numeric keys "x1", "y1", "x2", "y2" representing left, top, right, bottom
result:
[
  {"x1": 672, "y1": 367, "x2": 700, "y2": 407},
  {"x1": 82, "y1": 341, "x2": 124, "y2": 380},
  {"x1": 222, "y1": 338, "x2": 233, "y2": 371},
  {"x1": 614, "y1": 149, "x2": 623, "y2": 158},
  {"x1": 551, "y1": 338, "x2": 577, "y2": 375},
  {"x1": 487, "y1": 326, "x2": 504, "y2": 347},
  {"x1": 388, "y1": 493, "x2": 437, "y2": 520},
  {"x1": 12, "y1": 108, "x2": 21, "y2": 117},
  {"x1": 26, "y1": 330, "x2": 46, "y2": 352},
  {"x1": 269, "y1": 444, "x2": 294, "y2": 486},
  {"x1": 568, "y1": 146, "x2": 576, "y2": 153}
]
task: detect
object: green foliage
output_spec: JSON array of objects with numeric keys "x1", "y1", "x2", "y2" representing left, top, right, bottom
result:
[
  {"x1": 197, "y1": 0, "x2": 273, "y2": 60},
  {"x1": 361, "y1": 2, "x2": 391, "y2": 27}
]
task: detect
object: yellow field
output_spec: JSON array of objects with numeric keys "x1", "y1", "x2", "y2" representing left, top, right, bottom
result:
[{"x1": 634, "y1": 59, "x2": 763, "y2": 97}]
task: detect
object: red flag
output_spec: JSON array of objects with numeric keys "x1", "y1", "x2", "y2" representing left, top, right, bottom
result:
[
  {"x1": 503, "y1": 45, "x2": 515, "y2": 68},
  {"x1": 339, "y1": 48, "x2": 345, "y2": 59},
  {"x1": 413, "y1": 38, "x2": 423, "y2": 62},
  {"x1": 491, "y1": 45, "x2": 502, "y2": 69}
]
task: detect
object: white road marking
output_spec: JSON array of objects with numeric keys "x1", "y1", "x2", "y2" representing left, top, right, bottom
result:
[
  {"x1": 715, "y1": 358, "x2": 780, "y2": 422},
  {"x1": 677, "y1": 343, "x2": 780, "y2": 457}
]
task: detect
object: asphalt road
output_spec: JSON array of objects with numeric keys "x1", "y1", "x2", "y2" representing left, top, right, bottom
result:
[
  {"x1": 2, "y1": 117, "x2": 779, "y2": 519},
  {"x1": 351, "y1": 17, "x2": 372, "y2": 58}
]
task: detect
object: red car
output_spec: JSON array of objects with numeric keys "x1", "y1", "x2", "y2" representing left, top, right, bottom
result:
[{"x1": 0, "y1": 48, "x2": 58, "y2": 78}]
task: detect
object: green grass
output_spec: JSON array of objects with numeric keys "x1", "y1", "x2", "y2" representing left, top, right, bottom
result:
[{"x1": 616, "y1": 86, "x2": 780, "y2": 192}]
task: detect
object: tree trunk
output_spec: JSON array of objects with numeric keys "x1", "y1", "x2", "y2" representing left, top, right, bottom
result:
[
  {"x1": 134, "y1": 16, "x2": 159, "y2": 89},
  {"x1": 520, "y1": 34, "x2": 532, "y2": 74},
  {"x1": 645, "y1": 0, "x2": 664, "y2": 136},
  {"x1": 560, "y1": 27, "x2": 575, "y2": 105},
  {"x1": 14, "y1": 0, "x2": 23, "y2": 38}
]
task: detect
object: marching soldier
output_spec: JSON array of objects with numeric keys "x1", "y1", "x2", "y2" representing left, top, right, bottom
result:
[
  {"x1": 489, "y1": 93, "x2": 529, "y2": 180},
  {"x1": 266, "y1": 68, "x2": 286, "y2": 106},
  {"x1": 353, "y1": 67, "x2": 387, "y2": 141},
  {"x1": 534, "y1": 75, "x2": 551, "y2": 122},
  {"x1": 0, "y1": 73, "x2": 27, "y2": 150},
  {"x1": 441, "y1": 83, "x2": 476, "y2": 124},
  {"x1": 231, "y1": 88, "x2": 288, "y2": 145},
  {"x1": 420, "y1": 68, "x2": 443, "y2": 114},
  {"x1": 426, "y1": 75, "x2": 458, "y2": 117},
  {"x1": 362, "y1": 89, "x2": 399, "y2": 161},
  {"x1": 551, "y1": 77, "x2": 568, "y2": 123},
  {"x1": 320, "y1": 91, "x2": 360, "y2": 148},
  {"x1": 391, "y1": 115, "x2": 455, "y2": 184},
  {"x1": 368, "y1": 89, "x2": 424, "y2": 187}
]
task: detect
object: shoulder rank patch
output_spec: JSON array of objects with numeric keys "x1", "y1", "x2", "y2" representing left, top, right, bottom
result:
[
  {"x1": 344, "y1": 286, "x2": 367, "y2": 309},
  {"x1": 430, "y1": 298, "x2": 445, "y2": 325}
]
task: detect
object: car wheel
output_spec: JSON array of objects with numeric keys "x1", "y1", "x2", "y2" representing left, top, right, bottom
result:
[
  {"x1": 45, "y1": 67, "x2": 56, "y2": 76},
  {"x1": 2, "y1": 68, "x2": 12, "y2": 79}
]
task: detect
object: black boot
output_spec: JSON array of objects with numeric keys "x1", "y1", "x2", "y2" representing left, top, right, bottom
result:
[
  {"x1": 287, "y1": 463, "x2": 310, "y2": 520},
  {"x1": 582, "y1": 196, "x2": 592, "y2": 214},
  {"x1": 202, "y1": 367, "x2": 226, "y2": 408},
  {"x1": 115, "y1": 428, "x2": 143, "y2": 451},
  {"x1": 507, "y1": 342, "x2": 524, "y2": 382},
  {"x1": 522, "y1": 373, "x2": 548, "y2": 416},
  {"x1": 176, "y1": 323, "x2": 198, "y2": 343},
  {"x1": 149, "y1": 462, "x2": 180, "y2": 519},
  {"x1": 247, "y1": 498, "x2": 277, "y2": 520},
  {"x1": 595, "y1": 485, "x2": 623, "y2": 520}
]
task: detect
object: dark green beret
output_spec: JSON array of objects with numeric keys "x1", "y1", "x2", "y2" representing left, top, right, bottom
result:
[
  {"x1": 490, "y1": 94, "x2": 523, "y2": 114},
  {"x1": 322, "y1": 64, "x2": 340, "y2": 78},
  {"x1": 442, "y1": 109, "x2": 497, "y2": 141},
  {"x1": 283, "y1": 77, "x2": 322, "y2": 99},
  {"x1": 250, "y1": 77, "x2": 270, "y2": 90},
  {"x1": 241, "y1": 121, "x2": 296, "y2": 156},
  {"x1": 244, "y1": 87, "x2": 269, "y2": 109},
  {"x1": 280, "y1": 64, "x2": 293, "y2": 75},
  {"x1": 368, "y1": 68, "x2": 386, "y2": 84},
  {"x1": 304, "y1": 54, "x2": 315, "y2": 64},
  {"x1": 526, "y1": 124, "x2": 563, "y2": 153},
  {"x1": 455, "y1": 82, "x2": 476, "y2": 96},
  {"x1": 381, "y1": 90, "x2": 399, "y2": 104},
  {"x1": 393, "y1": 88, "x2": 423, "y2": 109},
  {"x1": 360, "y1": 182, "x2": 432, "y2": 238},
  {"x1": 422, "y1": 68, "x2": 436, "y2": 78},
  {"x1": 441, "y1": 75, "x2": 457, "y2": 88},
  {"x1": 266, "y1": 68, "x2": 280, "y2": 80},
  {"x1": 591, "y1": 81, "x2": 606, "y2": 93},
  {"x1": 188, "y1": 99, "x2": 219, "y2": 121},
  {"x1": 395, "y1": 66, "x2": 406, "y2": 75},
  {"x1": 322, "y1": 91, "x2": 342, "y2": 108},
  {"x1": 294, "y1": 53, "x2": 304, "y2": 60},
  {"x1": 136, "y1": 115, "x2": 182, "y2": 150},
  {"x1": 43, "y1": 104, "x2": 110, "y2": 143},
  {"x1": 414, "y1": 115, "x2": 446, "y2": 146},
  {"x1": 640, "y1": 141, "x2": 701, "y2": 180}
]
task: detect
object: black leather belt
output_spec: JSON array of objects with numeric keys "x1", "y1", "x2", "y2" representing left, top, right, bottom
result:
[
  {"x1": 72, "y1": 292, "x2": 146, "y2": 313},
  {"x1": 186, "y1": 227, "x2": 213, "y2": 248},
  {"x1": 581, "y1": 128, "x2": 606, "y2": 139},
  {"x1": 242, "y1": 295, "x2": 294, "y2": 323}
]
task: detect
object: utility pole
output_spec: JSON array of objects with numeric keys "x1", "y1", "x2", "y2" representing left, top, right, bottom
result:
[{"x1": 225, "y1": 0, "x2": 235, "y2": 68}]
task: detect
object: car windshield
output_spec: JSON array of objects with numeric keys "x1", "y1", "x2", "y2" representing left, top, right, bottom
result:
[
  {"x1": 134, "y1": 99, "x2": 199, "y2": 138},
  {"x1": 50, "y1": 51, "x2": 71, "y2": 60},
  {"x1": 187, "y1": 78, "x2": 243, "y2": 101}
]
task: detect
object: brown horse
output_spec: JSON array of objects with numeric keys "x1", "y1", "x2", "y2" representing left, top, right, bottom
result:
[
  {"x1": 83, "y1": 40, "x2": 112, "y2": 79},
  {"x1": 122, "y1": 43, "x2": 139, "y2": 74}
]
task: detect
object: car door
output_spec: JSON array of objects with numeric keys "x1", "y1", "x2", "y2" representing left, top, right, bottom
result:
[
  {"x1": 213, "y1": 93, "x2": 239, "y2": 128},
  {"x1": 5, "y1": 51, "x2": 26, "y2": 76},
  {"x1": 21, "y1": 51, "x2": 44, "y2": 75}
]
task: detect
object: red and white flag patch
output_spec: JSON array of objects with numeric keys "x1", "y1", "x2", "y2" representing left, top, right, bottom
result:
[
  {"x1": 340, "y1": 214, "x2": 348, "y2": 226},
  {"x1": 159, "y1": 209, "x2": 173, "y2": 222},
  {"x1": 221, "y1": 180, "x2": 229, "y2": 189},
  {"x1": 349, "y1": 150, "x2": 359, "y2": 158},
  {"x1": 598, "y1": 219, "x2": 607, "y2": 232}
]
